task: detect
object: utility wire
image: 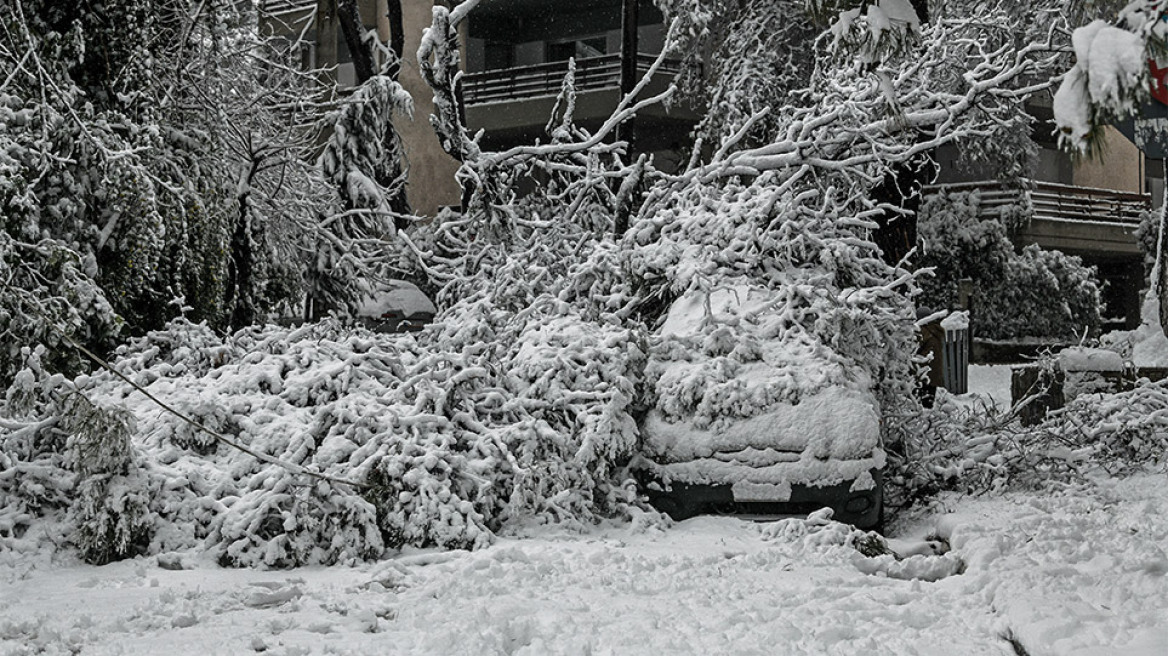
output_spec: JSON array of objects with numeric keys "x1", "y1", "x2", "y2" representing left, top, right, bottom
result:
[
  {"x1": 61, "y1": 332, "x2": 370, "y2": 489},
  {"x1": 1, "y1": 276, "x2": 369, "y2": 490}
]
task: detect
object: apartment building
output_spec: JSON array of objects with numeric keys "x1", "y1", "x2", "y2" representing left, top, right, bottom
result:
[
  {"x1": 260, "y1": 0, "x2": 696, "y2": 215},
  {"x1": 930, "y1": 100, "x2": 1156, "y2": 331},
  {"x1": 262, "y1": 2, "x2": 1153, "y2": 328}
]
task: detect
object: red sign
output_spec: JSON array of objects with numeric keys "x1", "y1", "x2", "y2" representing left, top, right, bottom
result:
[{"x1": 1150, "y1": 59, "x2": 1168, "y2": 105}]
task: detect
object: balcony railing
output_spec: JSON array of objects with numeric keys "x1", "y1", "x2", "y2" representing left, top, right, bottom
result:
[
  {"x1": 261, "y1": 0, "x2": 315, "y2": 17},
  {"x1": 924, "y1": 180, "x2": 1150, "y2": 226},
  {"x1": 463, "y1": 53, "x2": 679, "y2": 105}
]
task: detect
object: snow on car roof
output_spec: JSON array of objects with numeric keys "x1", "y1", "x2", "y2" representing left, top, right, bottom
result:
[{"x1": 356, "y1": 281, "x2": 437, "y2": 318}]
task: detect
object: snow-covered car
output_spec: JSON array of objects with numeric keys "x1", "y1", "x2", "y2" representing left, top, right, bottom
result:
[
  {"x1": 634, "y1": 284, "x2": 885, "y2": 529},
  {"x1": 356, "y1": 281, "x2": 437, "y2": 333}
]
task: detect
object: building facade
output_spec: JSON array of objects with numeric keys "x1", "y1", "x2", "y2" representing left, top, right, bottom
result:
[
  {"x1": 261, "y1": 0, "x2": 696, "y2": 215},
  {"x1": 265, "y1": 2, "x2": 1153, "y2": 329}
]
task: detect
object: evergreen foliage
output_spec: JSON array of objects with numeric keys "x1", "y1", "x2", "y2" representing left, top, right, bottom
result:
[
  {"x1": 918, "y1": 190, "x2": 1104, "y2": 340},
  {"x1": 0, "y1": 0, "x2": 402, "y2": 384}
]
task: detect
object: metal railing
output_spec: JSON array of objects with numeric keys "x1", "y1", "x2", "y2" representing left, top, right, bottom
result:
[
  {"x1": 463, "y1": 53, "x2": 678, "y2": 105},
  {"x1": 924, "y1": 179, "x2": 1151, "y2": 226},
  {"x1": 261, "y1": 0, "x2": 315, "y2": 17}
]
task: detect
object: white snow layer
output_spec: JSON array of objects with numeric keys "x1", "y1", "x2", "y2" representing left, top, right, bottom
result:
[
  {"x1": 1058, "y1": 346, "x2": 1125, "y2": 372},
  {"x1": 940, "y1": 310, "x2": 969, "y2": 331},
  {"x1": 1132, "y1": 294, "x2": 1168, "y2": 366},
  {"x1": 355, "y1": 281, "x2": 436, "y2": 318},
  {"x1": 642, "y1": 386, "x2": 883, "y2": 493},
  {"x1": 3, "y1": 473, "x2": 1167, "y2": 655},
  {"x1": 644, "y1": 385, "x2": 879, "y2": 461}
]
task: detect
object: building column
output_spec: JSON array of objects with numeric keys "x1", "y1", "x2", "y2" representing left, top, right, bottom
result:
[{"x1": 617, "y1": 0, "x2": 639, "y2": 148}]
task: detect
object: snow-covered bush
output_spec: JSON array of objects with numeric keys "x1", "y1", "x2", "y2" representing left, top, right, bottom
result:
[
  {"x1": 917, "y1": 190, "x2": 1015, "y2": 307},
  {"x1": 500, "y1": 311, "x2": 645, "y2": 519},
  {"x1": 992, "y1": 245, "x2": 1104, "y2": 340},
  {"x1": 215, "y1": 478, "x2": 383, "y2": 568},
  {"x1": 0, "y1": 348, "x2": 73, "y2": 546},
  {"x1": 1137, "y1": 206, "x2": 1165, "y2": 280},
  {"x1": 886, "y1": 377, "x2": 1168, "y2": 510},
  {"x1": 0, "y1": 307, "x2": 649, "y2": 564},
  {"x1": 918, "y1": 190, "x2": 1104, "y2": 340},
  {"x1": 0, "y1": 346, "x2": 152, "y2": 564}
]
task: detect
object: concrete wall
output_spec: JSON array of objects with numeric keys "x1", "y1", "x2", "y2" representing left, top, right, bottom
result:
[
  {"x1": 1073, "y1": 125, "x2": 1144, "y2": 193},
  {"x1": 384, "y1": 0, "x2": 463, "y2": 216}
]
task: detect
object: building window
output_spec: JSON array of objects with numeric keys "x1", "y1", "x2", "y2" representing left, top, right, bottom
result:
[
  {"x1": 484, "y1": 41, "x2": 514, "y2": 70},
  {"x1": 546, "y1": 36, "x2": 606, "y2": 63}
]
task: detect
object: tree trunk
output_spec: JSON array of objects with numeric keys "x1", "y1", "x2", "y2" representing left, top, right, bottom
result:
[
  {"x1": 1160, "y1": 255, "x2": 1168, "y2": 338},
  {"x1": 227, "y1": 159, "x2": 260, "y2": 329},
  {"x1": 385, "y1": 0, "x2": 404, "y2": 81},
  {"x1": 871, "y1": 0, "x2": 930, "y2": 269},
  {"x1": 338, "y1": 0, "x2": 376, "y2": 84},
  {"x1": 1158, "y1": 160, "x2": 1168, "y2": 336}
]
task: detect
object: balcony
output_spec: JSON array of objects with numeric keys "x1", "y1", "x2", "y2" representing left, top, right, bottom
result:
[
  {"x1": 924, "y1": 180, "x2": 1150, "y2": 260},
  {"x1": 926, "y1": 179, "x2": 1151, "y2": 330},
  {"x1": 463, "y1": 53, "x2": 678, "y2": 105},
  {"x1": 926, "y1": 180, "x2": 1149, "y2": 230},
  {"x1": 260, "y1": 0, "x2": 314, "y2": 19},
  {"x1": 461, "y1": 52, "x2": 696, "y2": 153}
]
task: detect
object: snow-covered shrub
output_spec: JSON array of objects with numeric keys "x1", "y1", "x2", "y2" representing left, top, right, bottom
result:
[
  {"x1": 991, "y1": 245, "x2": 1103, "y2": 340},
  {"x1": 499, "y1": 311, "x2": 645, "y2": 520},
  {"x1": 886, "y1": 377, "x2": 1168, "y2": 510},
  {"x1": 1136, "y1": 206, "x2": 1164, "y2": 280},
  {"x1": 918, "y1": 190, "x2": 1103, "y2": 340},
  {"x1": 0, "y1": 348, "x2": 74, "y2": 545},
  {"x1": 61, "y1": 392, "x2": 153, "y2": 565},
  {"x1": 1, "y1": 346, "x2": 153, "y2": 563},
  {"x1": 0, "y1": 308, "x2": 651, "y2": 563},
  {"x1": 917, "y1": 189, "x2": 1014, "y2": 308},
  {"x1": 362, "y1": 426, "x2": 508, "y2": 552},
  {"x1": 215, "y1": 479, "x2": 382, "y2": 568}
]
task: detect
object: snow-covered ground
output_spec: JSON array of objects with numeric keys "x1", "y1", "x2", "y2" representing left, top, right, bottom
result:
[
  {"x1": 4, "y1": 366, "x2": 1166, "y2": 656},
  {"x1": 967, "y1": 364, "x2": 1014, "y2": 411},
  {"x1": 3, "y1": 471, "x2": 1167, "y2": 656}
]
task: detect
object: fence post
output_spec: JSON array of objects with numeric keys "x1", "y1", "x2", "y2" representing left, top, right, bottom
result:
[{"x1": 940, "y1": 311, "x2": 969, "y2": 394}]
